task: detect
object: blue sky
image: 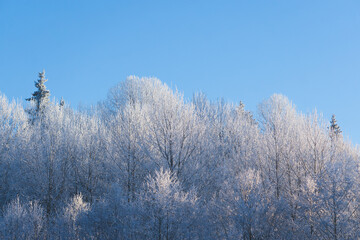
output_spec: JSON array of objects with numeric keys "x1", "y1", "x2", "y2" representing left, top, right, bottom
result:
[{"x1": 1, "y1": 1, "x2": 360, "y2": 144}]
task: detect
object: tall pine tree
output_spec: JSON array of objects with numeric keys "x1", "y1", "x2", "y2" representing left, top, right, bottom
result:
[
  {"x1": 329, "y1": 114, "x2": 342, "y2": 139},
  {"x1": 26, "y1": 70, "x2": 50, "y2": 121}
]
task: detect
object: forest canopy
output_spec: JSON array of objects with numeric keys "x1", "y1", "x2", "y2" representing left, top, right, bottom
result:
[{"x1": 0, "y1": 72, "x2": 358, "y2": 239}]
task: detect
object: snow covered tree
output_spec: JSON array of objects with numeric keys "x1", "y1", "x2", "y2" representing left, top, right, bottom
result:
[
  {"x1": 0, "y1": 94, "x2": 29, "y2": 206},
  {"x1": 302, "y1": 110, "x2": 330, "y2": 175},
  {"x1": 258, "y1": 94, "x2": 299, "y2": 200},
  {"x1": 56, "y1": 194, "x2": 90, "y2": 239},
  {"x1": 140, "y1": 168, "x2": 198, "y2": 240},
  {"x1": 143, "y1": 78, "x2": 204, "y2": 178},
  {"x1": 313, "y1": 154, "x2": 359, "y2": 240},
  {"x1": 76, "y1": 184, "x2": 140, "y2": 239},
  {"x1": 26, "y1": 70, "x2": 50, "y2": 119},
  {"x1": 75, "y1": 114, "x2": 108, "y2": 203},
  {"x1": 107, "y1": 103, "x2": 148, "y2": 202},
  {"x1": 216, "y1": 169, "x2": 272, "y2": 239},
  {"x1": 0, "y1": 197, "x2": 46, "y2": 240},
  {"x1": 329, "y1": 114, "x2": 342, "y2": 139}
]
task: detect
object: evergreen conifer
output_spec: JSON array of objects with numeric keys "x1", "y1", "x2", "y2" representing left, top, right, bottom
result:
[{"x1": 26, "y1": 70, "x2": 50, "y2": 113}]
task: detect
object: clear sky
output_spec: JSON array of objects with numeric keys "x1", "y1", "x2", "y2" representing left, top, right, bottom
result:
[{"x1": 1, "y1": 1, "x2": 360, "y2": 144}]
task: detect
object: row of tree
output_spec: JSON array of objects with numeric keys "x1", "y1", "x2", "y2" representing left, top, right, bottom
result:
[{"x1": 0, "y1": 71, "x2": 359, "y2": 239}]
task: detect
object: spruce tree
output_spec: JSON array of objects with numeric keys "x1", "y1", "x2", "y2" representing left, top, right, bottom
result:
[
  {"x1": 26, "y1": 70, "x2": 50, "y2": 118},
  {"x1": 329, "y1": 114, "x2": 342, "y2": 138},
  {"x1": 60, "y1": 97, "x2": 65, "y2": 107},
  {"x1": 237, "y1": 100, "x2": 256, "y2": 125},
  {"x1": 237, "y1": 101, "x2": 245, "y2": 114}
]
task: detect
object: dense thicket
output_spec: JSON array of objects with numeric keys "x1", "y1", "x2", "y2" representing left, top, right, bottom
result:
[{"x1": 0, "y1": 75, "x2": 359, "y2": 239}]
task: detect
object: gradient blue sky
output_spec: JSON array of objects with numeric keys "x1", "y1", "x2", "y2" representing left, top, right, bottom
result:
[{"x1": 1, "y1": 1, "x2": 360, "y2": 144}]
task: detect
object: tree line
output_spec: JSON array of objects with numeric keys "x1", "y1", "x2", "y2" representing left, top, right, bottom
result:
[{"x1": 0, "y1": 71, "x2": 359, "y2": 239}]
